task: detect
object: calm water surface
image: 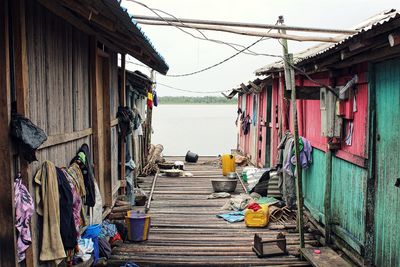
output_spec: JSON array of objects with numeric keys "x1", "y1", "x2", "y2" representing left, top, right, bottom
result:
[{"x1": 152, "y1": 104, "x2": 237, "y2": 156}]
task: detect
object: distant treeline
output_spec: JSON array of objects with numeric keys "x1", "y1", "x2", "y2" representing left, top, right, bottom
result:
[{"x1": 158, "y1": 96, "x2": 236, "y2": 105}]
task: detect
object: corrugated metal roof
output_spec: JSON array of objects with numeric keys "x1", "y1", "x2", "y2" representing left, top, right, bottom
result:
[
  {"x1": 104, "y1": 0, "x2": 169, "y2": 74},
  {"x1": 255, "y1": 9, "x2": 399, "y2": 75}
]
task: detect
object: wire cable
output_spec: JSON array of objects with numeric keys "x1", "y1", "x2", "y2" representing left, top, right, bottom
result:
[
  {"x1": 156, "y1": 82, "x2": 229, "y2": 94},
  {"x1": 124, "y1": 0, "x2": 286, "y2": 77},
  {"x1": 124, "y1": 0, "x2": 276, "y2": 57},
  {"x1": 165, "y1": 37, "x2": 266, "y2": 77}
]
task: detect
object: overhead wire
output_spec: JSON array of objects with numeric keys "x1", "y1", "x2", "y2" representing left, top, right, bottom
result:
[
  {"x1": 124, "y1": 0, "x2": 287, "y2": 77},
  {"x1": 124, "y1": 0, "x2": 276, "y2": 57},
  {"x1": 156, "y1": 82, "x2": 229, "y2": 94}
]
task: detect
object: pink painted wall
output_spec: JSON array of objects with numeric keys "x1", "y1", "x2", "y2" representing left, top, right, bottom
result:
[{"x1": 257, "y1": 88, "x2": 267, "y2": 167}]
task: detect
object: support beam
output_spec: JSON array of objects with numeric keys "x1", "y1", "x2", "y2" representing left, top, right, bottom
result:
[
  {"x1": 279, "y1": 16, "x2": 305, "y2": 248},
  {"x1": 135, "y1": 20, "x2": 343, "y2": 43},
  {"x1": 249, "y1": 81, "x2": 261, "y2": 93},
  {"x1": 324, "y1": 149, "x2": 333, "y2": 244},
  {"x1": 364, "y1": 63, "x2": 377, "y2": 266},
  {"x1": 120, "y1": 54, "x2": 126, "y2": 195},
  {"x1": 0, "y1": 0, "x2": 18, "y2": 265},
  {"x1": 240, "y1": 83, "x2": 249, "y2": 93},
  {"x1": 132, "y1": 15, "x2": 357, "y2": 34}
]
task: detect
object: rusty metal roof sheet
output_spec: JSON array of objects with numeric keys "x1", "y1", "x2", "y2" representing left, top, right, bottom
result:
[{"x1": 255, "y1": 9, "x2": 399, "y2": 75}]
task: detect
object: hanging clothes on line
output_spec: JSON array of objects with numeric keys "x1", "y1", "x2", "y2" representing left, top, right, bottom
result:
[
  {"x1": 14, "y1": 173, "x2": 34, "y2": 263},
  {"x1": 34, "y1": 161, "x2": 66, "y2": 262},
  {"x1": 71, "y1": 144, "x2": 96, "y2": 207},
  {"x1": 278, "y1": 132, "x2": 296, "y2": 209},
  {"x1": 56, "y1": 168, "x2": 77, "y2": 250},
  {"x1": 242, "y1": 114, "x2": 251, "y2": 135},
  {"x1": 283, "y1": 136, "x2": 313, "y2": 176}
]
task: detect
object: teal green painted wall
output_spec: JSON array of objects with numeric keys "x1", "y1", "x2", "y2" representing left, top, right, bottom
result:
[
  {"x1": 331, "y1": 156, "x2": 366, "y2": 246},
  {"x1": 303, "y1": 148, "x2": 326, "y2": 223},
  {"x1": 374, "y1": 59, "x2": 400, "y2": 267}
]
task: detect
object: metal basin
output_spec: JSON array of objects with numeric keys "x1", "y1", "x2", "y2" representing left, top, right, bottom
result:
[
  {"x1": 164, "y1": 169, "x2": 182, "y2": 177},
  {"x1": 226, "y1": 172, "x2": 237, "y2": 179},
  {"x1": 211, "y1": 179, "x2": 237, "y2": 192}
]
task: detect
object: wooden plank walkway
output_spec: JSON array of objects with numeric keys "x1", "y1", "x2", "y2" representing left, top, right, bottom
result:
[{"x1": 109, "y1": 157, "x2": 313, "y2": 266}]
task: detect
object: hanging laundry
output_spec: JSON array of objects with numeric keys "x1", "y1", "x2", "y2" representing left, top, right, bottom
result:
[
  {"x1": 14, "y1": 174, "x2": 34, "y2": 262},
  {"x1": 56, "y1": 168, "x2": 77, "y2": 250},
  {"x1": 92, "y1": 180, "x2": 103, "y2": 225},
  {"x1": 152, "y1": 89, "x2": 158, "y2": 107},
  {"x1": 147, "y1": 91, "x2": 153, "y2": 109},
  {"x1": 116, "y1": 106, "x2": 135, "y2": 141},
  {"x1": 132, "y1": 108, "x2": 142, "y2": 131},
  {"x1": 278, "y1": 133, "x2": 296, "y2": 209},
  {"x1": 242, "y1": 114, "x2": 251, "y2": 135},
  {"x1": 71, "y1": 144, "x2": 96, "y2": 207},
  {"x1": 62, "y1": 169, "x2": 82, "y2": 239},
  {"x1": 283, "y1": 136, "x2": 313, "y2": 176},
  {"x1": 34, "y1": 161, "x2": 66, "y2": 261},
  {"x1": 67, "y1": 163, "x2": 89, "y2": 227},
  {"x1": 235, "y1": 108, "x2": 242, "y2": 126}
]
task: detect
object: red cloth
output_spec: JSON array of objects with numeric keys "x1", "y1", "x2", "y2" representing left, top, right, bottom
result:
[
  {"x1": 247, "y1": 202, "x2": 262, "y2": 211},
  {"x1": 110, "y1": 232, "x2": 122, "y2": 243}
]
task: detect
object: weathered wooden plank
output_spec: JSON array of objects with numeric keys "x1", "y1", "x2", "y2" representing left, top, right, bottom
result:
[
  {"x1": 0, "y1": 0, "x2": 17, "y2": 265},
  {"x1": 39, "y1": 128, "x2": 92, "y2": 149},
  {"x1": 112, "y1": 158, "x2": 315, "y2": 266},
  {"x1": 301, "y1": 247, "x2": 351, "y2": 267},
  {"x1": 11, "y1": 1, "x2": 35, "y2": 265}
]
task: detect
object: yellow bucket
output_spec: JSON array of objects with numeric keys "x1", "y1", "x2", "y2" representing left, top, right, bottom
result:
[{"x1": 221, "y1": 154, "x2": 236, "y2": 176}]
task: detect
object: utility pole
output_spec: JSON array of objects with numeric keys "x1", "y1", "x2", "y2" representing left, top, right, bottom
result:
[{"x1": 279, "y1": 15, "x2": 305, "y2": 249}]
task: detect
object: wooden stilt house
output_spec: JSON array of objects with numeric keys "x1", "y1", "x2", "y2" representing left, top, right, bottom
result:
[
  {"x1": 0, "y1": 0, "x2": 168, "y2": 265},
  {"x1": 251, "y1": 10, "x2": 400, "y2": 266}
]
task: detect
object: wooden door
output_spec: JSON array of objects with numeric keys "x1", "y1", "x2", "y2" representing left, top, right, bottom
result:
[
  {"x1": 93, "y1": 50, "x2": 112, "y2": 207},
  {"x1": 374, "y1": 58, "x2": 400, "y2": 267}
]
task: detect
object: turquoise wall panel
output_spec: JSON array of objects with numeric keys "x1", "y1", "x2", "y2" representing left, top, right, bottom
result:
[
  {"x1": 331, "y1": 157, "x2": 366, "y2": 248},
  {"x1": 303, "y1": 148, "x2": 326, "y2": 223},
  {"x1": 374, "y1": 59, "x2": 400, "y2": 267}
]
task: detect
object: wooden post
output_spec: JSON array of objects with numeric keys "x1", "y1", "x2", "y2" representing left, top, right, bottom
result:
[
  {"x1": 324, "y1": 149, "x2": 332, "y2": 244},
  {"x1": 144, "y1": 70, "x2": 154, "y2": 166},
  {"x1": 364, "y1": 63, "x2": 377, "y2": 266},
  {"x1": 279, "y1": 16, "x2": 305, "y2": 248},
  {"x1": 120, "y1": 54, "x2": 126, "y2": 195},
  {"x1": 11, "y1": 0, "x2": 36, "y2": 265},
  {"x1": 0, "y1": 0, "x2": 18, "y2": 265}
]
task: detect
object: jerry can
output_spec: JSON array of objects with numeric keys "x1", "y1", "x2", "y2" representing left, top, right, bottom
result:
[
  {"x1": 221, "y1": 154, "x2": 236, "y2": 176},
  {"x1": 244, "y1": 204, "x2": 269, "y2": 227}
]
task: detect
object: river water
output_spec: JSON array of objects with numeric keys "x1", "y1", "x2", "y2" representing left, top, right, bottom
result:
[{"x1": 152, "y1": 104, "x2": 238, "y2": 156}]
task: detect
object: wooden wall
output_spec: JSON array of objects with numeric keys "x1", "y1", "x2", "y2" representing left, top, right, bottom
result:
[
  {"x1": 25, "y1": 2, "x2": 92, "y2": 265},
  {"x1": 19, "y1": 1, "x2": 124, "y2": 265}
]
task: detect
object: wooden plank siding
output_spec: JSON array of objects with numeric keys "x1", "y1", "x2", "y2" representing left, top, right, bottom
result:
[
  {"x1": 373, "y1": 58, "x2": 400, "y2": 267},
  {"x1": 0, "y1": 0, "x2": 18, "y2": 265},
  {"x1": 22, "y1": 1, "x2": 126, "y2": 264}
]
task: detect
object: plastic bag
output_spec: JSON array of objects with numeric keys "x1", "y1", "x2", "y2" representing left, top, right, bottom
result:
[
  {"x1": 10, "y1": 114, "x2": 47, "y2": 162},
  {"x1": 247, "y1": 168, "x2": 269, "y2": 192}
]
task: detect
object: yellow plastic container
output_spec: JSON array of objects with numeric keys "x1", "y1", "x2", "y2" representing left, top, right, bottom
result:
[
  {"x1": 221, "y1": 154, "x2": 236, "y2": 176},
  {"x1": 244, "y1": 204, "x2": 269, "y2": 227}
]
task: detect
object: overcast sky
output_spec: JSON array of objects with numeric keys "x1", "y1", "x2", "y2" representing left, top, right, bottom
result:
[{"x1": 121, "y1": 0, "x2": 399, "y2": 97}]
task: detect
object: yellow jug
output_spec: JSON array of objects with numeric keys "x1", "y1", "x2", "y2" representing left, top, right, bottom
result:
[
  {"x1": 221, "y1": 154, "x2": 236, "y2": 176},
  {"x1": 244, "y1": 204, "x2": 269, "y2": 227}
]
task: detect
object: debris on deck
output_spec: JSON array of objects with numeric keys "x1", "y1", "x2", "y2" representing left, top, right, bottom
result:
[
  {"x1": 109, "y1": 156, "x2": 319, "y2": 266},
  {"x1": 300, "y1": 247, "x2": 352, "y2": 267}
]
